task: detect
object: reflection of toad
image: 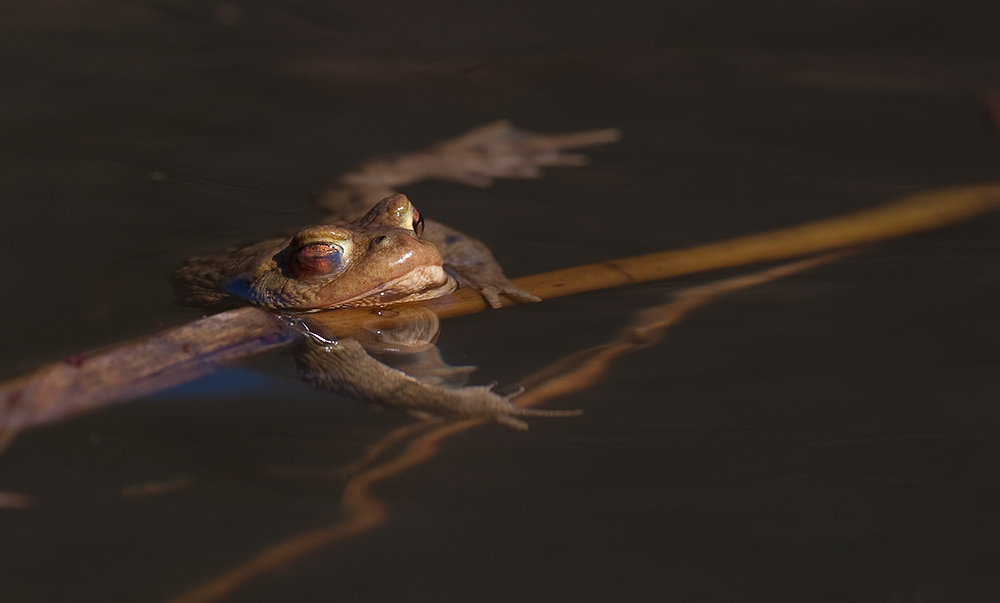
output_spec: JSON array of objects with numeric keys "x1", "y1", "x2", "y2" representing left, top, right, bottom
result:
[{"x1": 171, "y1": 122, "x2": 619, "y2": 428}]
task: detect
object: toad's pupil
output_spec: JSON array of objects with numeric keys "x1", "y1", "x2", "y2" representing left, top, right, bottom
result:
[{"x1": 292, "y1": 243, "x2": 342, "y2": 276}]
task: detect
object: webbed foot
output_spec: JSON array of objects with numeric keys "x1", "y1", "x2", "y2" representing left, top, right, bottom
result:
[
  {"x1": 431, "y1": 381, "x2": 580, "y2": 430},
  {"x1": 295, "y1": 337, "x2": 578, "y2": 429}
]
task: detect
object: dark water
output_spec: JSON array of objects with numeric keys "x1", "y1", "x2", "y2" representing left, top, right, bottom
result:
[{"x1": 3, "y1": 1, "x2": 1000, "y2": 601}]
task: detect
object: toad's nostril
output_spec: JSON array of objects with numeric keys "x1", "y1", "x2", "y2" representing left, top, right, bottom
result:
[{"x1": 412, "y1": 208, "x2": 424, "y2": 236}]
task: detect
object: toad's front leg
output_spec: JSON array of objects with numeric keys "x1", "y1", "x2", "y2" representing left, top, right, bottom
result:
[
  {"x1": 294, "y1": 337, "x2": 573, "y2": 429},
  {"x1": 422, "y1": 219, "x2": 540, "y2": 309}
]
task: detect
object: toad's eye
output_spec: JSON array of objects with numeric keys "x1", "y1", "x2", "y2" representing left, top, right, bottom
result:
[
  {"x1": 411, "y1": 208, "x2": 424, "y2": 237},
  {"x1": 291, "y1": 243, "x2": 343, "y2": 278}
]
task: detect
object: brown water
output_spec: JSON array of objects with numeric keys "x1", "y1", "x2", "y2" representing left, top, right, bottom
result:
[{"x1": 3, "y1": 1, "x2": 1000, "y2": 602}]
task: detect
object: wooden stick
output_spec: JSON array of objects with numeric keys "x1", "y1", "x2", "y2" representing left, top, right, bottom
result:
[{"x1": 0, "y1": 308, "x2": 295, "y2": 432}]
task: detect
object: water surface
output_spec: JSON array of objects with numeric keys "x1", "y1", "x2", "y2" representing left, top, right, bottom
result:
[{"x1": 3, "y1": 2, "x2": 1000, "y2": 601}]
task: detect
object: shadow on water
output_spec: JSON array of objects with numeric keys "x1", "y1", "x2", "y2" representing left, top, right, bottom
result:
[{"x1": 3, "y1": 1, "x2": 1000, "y2": 602}]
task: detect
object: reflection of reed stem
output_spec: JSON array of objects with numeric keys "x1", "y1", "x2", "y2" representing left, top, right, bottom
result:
[
  {"x1": 168, "y1": 419, "x2": 481, "y2": 603},
  {"x1": 513, "y1": 252, "x2": 848, "y2": 408}
]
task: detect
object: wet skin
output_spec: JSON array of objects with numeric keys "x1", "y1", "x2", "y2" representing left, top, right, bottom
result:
[
  {"x1": 171, "y1": 194, "x2": 556, "y2": 428},
  {"x1": 172, "y1": 194, "x2": 537, "y2": 312}
]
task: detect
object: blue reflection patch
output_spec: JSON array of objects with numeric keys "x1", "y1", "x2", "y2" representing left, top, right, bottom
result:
[{"x1": 152, "y1": 368, "x2": 287, "y2": 399}]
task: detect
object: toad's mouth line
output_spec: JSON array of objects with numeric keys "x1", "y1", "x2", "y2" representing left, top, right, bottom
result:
[{"x1": 305, "y1": 265, "x2": 458, "y2": 312}]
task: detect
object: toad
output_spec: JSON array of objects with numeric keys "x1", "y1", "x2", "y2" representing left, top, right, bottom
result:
[
  {"x1": 170, "y1": 194, "x2": 535, "y2": 312},
  {"x1": 171, "y1": 121, "x2": 619, "y2": 428}
]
